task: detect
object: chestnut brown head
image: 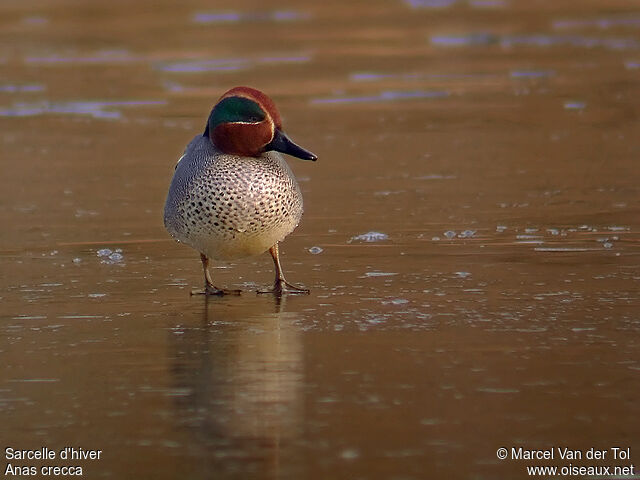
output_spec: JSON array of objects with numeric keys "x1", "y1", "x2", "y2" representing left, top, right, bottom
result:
[{"x1": 204, "y1": 86, "x2": 317, "y2": 161}]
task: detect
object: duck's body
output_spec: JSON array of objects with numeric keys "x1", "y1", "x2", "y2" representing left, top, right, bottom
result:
[
  {"x1": 164, "y1": 135, "x2": 303, "y2": 261},
  {"x1": 163, "y1": 86, "x2": 316, "y2": 296}
]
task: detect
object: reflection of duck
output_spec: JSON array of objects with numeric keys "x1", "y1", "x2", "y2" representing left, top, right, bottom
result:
[
  {"x1": 163, "y1": 87, "x2": 317, "y2": 296},
  {"x1": 168, "y1": 297, "x2": 304, "y2": 477}
]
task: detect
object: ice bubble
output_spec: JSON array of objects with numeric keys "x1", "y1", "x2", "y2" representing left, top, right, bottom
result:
[
  {"x1": 365, "y1": 272, "x2": 397, "y2": 277},
  {"x1": 390, "y1": 298, "x2": 409, "y2": 305},
  {"x1": 108, "y1": 252, "x2": 124, "y2": 262},
  {"x1": 349, "y1": 231, "x2": 389, "y2": 243}
]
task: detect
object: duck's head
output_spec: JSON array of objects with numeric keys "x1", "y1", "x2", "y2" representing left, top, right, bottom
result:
[{"x1": 204, "y1": 86, "x2": 317, "y2": 161}]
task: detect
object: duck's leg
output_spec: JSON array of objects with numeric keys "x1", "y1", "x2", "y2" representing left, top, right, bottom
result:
[
  {"x1": 258, "y1": 243, "x2": 310, "y2": 295},
  {"x1": 191, "y1": 253, "x2": 241, "y2": 296}
]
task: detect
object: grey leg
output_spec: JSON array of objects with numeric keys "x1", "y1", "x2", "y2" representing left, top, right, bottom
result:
[
  {"x1": 191, "y1": 253, "x2": 241, "y2": 296},
  {"x1": 258, "y1": 243, "x2": 310, "y2": 295}
]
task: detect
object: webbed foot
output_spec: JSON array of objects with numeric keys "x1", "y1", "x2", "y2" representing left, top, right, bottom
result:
[{"x1": 258, "y1": 279, "x2": 310, "y2": 296}]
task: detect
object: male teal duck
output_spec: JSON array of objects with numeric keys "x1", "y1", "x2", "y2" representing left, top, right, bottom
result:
[{"x1": 164, "y1": 86, "x2": 317, "y2": 295}]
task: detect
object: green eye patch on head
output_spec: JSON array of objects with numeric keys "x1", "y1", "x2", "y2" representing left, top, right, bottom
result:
[{"x1": 209, "y1": 96, "x2": 266, "y2": 128}]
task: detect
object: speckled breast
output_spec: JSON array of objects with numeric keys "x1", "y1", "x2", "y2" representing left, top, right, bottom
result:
[{"x1": 164, "y1": 135, "x2": 304, "y2": 260}]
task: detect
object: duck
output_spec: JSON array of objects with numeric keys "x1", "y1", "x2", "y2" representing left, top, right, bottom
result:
[{"x1": 163, "y1": 86, "x2": 317, "y2": 296}]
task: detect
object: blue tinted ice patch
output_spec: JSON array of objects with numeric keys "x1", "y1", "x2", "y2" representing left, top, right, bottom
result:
[
  {"x1": 404, "y1": 0, "x2": 457, "y2": 8},
  {"x1": 154, "y1": 58, "x2": 248, "y2": 73},
  {"x1": 431, "y1": 33, "x2": 497, "y2": 46},
  {"x1": 0, "y1": 100, "x2": 166, "y2": 119},
  {"x1": 25, "y1": 50, "x2": 137, "y2": 65},
  {"x1": 192, "y1": 12, "x2": 242, "y2": 23},
  {"x1": 155, "y1": 55, "x2": 309, "y2": 73},
  {"x1": 0, "y1": 84, "x2": 46, "y2": 93},
  {"x1": 510, "y1": 70, "x2": 555, "y2": 79},
  {"x1": 192, "y1": 10, "x2": 309, "y2": 24},
  {"x1": 563, "y1": 101, "x2": 586, "y2": 110},
  {"x1": 312, "y1": 90, "x2": 448, "y2": 104},
  {"x1": 553, "y1": 16, "x2": 640, "y2": 30},
  {"x1": 432, "y1": 33, "x2": 640, "y2": 50}
]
